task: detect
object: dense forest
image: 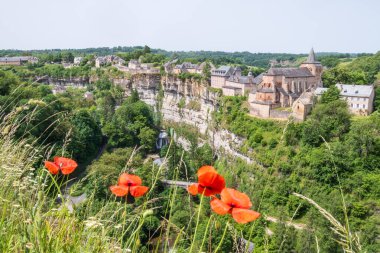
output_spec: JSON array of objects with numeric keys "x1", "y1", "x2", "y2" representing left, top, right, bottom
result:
[
  {"x1": 0, "y1": 46, "x2": 364, "y2": 68},
  {"x1": 0, "y1": 48, "x2": 379, "y2": 252}
]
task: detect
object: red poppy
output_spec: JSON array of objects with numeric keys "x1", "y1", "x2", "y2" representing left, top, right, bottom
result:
[
  {"x1": 110, "y1": 173, "x2": 149, "y2": 203},
  {"x1": 187, "y1": 166, "x2": 225, "y2": 197},
  {"x1": 44, "y1": 157, "x2": 78, "y2": 175},
  {"x1": 210, "y1": 188, "x2": 260, "y2": 224}
]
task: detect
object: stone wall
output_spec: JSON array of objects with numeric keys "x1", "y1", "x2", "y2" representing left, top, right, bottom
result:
[{"x1": 269, "y1": 109, "x2": 291, "y2": 120}]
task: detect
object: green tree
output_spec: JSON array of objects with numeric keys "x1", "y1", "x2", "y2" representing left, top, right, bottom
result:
[
  {"x1": 95, "y1": 77, "x2": 112, "y2": 91},
  {"x1": 96, "y1": 92, "x2": 116, "y2": 125},
  {"x1": 302, "y1": 100, "x2": 351, "y2": 146},
  {"x1": 68, "y1": 109, "x2": 103, "y2": 162},
  {"x1": 320, "y1": 85, "x2": 340, "y2": 104},
  {"x1": 143, "y1": 45, "x2": 151, "y2": 54},
  {"x1": 138, "y1": 126, "x2": 157, "y2": 153},
  {"x1": 0, "y1": 69, "x2": 19, "y2": 96},
  {"x1": 104, "y1": 100, "x2": 155, "y2": 149}
]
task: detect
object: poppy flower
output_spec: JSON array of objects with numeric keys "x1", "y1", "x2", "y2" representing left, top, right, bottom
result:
[
  {"x1": 110, "y1": 173, "x2": 149, "y2": 203},
  {"x1": 187, "y1": 166, "x2": 225, "y2": 197},
  {"x1": 210, "y1": 188, "x2": 260, "y2": 224},
  {"x1": 44, "y1": 157, "x2": 78, "y2": 175}
]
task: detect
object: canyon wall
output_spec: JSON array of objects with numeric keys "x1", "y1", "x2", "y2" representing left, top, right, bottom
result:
[
  {"x1": 38, "y1": 73, "x2": 254, "y2": 163},
  {"x1": 119, "y1": 73, "x2": 255, "y2": 164}
]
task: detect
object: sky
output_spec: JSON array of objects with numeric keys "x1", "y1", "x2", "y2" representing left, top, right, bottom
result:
[{"x1": 0, "y1": 0, "x2": 379, "y2": 53}]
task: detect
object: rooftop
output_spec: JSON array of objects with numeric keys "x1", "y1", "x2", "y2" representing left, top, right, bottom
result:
[
  {"x1": 303, "y1": 48, "x2": 320, "y2": 64},
  {"x1": 253, "y1": 73, "x2": 263, "y2": 85},
  {"x1": 212, "y1": 66, "x2": 234, "y2": 76},
  {"x1": 265, "y1": 67, "x2": 314, "y2": 78},
  {"x1": 0, "y1": 56, "x2": 35, "y2": 62},
  {"x1": 314, "y1": 87, "x2": 328, "y2": 95},
  {"x1": 336, "y1": 84, "x2": 374, "y2": 97}
]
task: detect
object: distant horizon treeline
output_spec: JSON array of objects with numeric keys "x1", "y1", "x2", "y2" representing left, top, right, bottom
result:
[{"x1": 0, "y1": 46, "x2": 375, "y2": 68}]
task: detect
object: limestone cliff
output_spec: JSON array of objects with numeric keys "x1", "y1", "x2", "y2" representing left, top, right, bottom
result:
[{"x1": 117, "y1": 73, "x2": 255, "y2": 164}]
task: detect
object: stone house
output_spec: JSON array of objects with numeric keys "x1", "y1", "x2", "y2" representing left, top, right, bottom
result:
[
  {"x1": 249, "y1": 48, "x2": 323, "y2": 118},
  {"x1": 291, "y1": 91, "x2": 315, "y2": 121},
  {"x1": 211, "y1": 66, "x2": 235, "y2": 88},
  {"x1": 74, "y1": 57, "x2": 83, "y2": 65},
  {"x1": 163, "y1": 59, "x2": 178, "y2": 73},
  {"x1": 223, "y1": 71, "x2": 255, "y2": 96},
  {"x1": 0, "y1": 56, "x2": 38, "y2": 65},
  {"x1": 173, "y1": 62, "x2": 199, "y2": 74},
  {"x1": 315, "y1": 84, "x2": 375, "y2": 115},
  {"x1": 115, "y1": 59, "x2": 159, "y2": 74},
  {"x1": 128, "y1": 59, "x2": 140, "y2": 69},
  {"x1": 95, "y1": 57, "x2": 105, "y2": 68},
  {"x1": 95, "y1": 55, "x2": 125, "y2": 68},
  {"x1": 211, "y1": 66, "x2": 256, "y2": 96}
]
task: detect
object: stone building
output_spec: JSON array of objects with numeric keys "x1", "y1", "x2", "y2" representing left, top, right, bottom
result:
[
  {"x1": 291, "y1": 91, "x2": 315, "y2": 121},
  {"x1": 210, "y1": 66, "x2": 235, "y2": 88},
  {"x1": 249, "y1": 48, "x2": 323, "y2": 118},
  {"x1": 315, "y1": 84, "x2": 375, "y2": 115},
  {"x1": 95, "y1": 55, "x2": 125, "y2": 68},
  {"x1": 223, "y1": 71, "x2": 255, "y2": 96},
  {"x1": 113, "y1": 59, "x2": 159, "y2": 74},
  {"x1": 173, "y1": 62, "x2": 200, "y2": 74},
  {"x1": 128, "y1": 59, "x2": 140, "y2": 69},
  {"x1": 0, "y1": 56, "x2": 38, "y2": 65},
  {"x1": 163, "y1": 59, "x2": 178, "y2": 73},
  {"x1": 211, "y1": 66, "x2": 257, "y2": 96},
  {"x1": 74, "y1": 57, "x2": 83, "y2": 65}
]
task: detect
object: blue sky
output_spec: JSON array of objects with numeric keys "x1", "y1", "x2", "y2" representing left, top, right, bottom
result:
[{"x1": 0, "y1": 0, "x2": 379, "y2": 53}]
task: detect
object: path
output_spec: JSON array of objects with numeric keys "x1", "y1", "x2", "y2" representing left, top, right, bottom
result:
[
  {"x1": 59, "y1": 139, "x2": 108, "y2": 212},
  {"x1": 265, "y1": 216, "x2": 307, "y2": 230}
]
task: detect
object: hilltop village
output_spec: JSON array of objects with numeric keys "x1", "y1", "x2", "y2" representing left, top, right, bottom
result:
[
  {"x1": 1, "y1": 47, "x2": 380, "y2": 252},
  {"x1": 0, "y1": 48, "x2": 375, "y2": 122}
]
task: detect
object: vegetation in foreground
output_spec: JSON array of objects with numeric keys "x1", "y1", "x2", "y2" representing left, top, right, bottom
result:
[{"x1": 0, "y1": 49, "x2": 379, "y2": 252}]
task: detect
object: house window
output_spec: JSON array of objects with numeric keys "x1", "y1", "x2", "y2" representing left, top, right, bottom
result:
[
  {"x1": 351, "y1": 103, "x2": 353, "y2": 108},
  {"x1": 356, "y1": 104, "x2": 359, "y2": 108}
]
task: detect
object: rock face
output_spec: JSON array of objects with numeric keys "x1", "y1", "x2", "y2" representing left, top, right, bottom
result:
[
  {"x1": 117, "y1": 73, "x2": 255, "y2": 163},
  {"x1": 36, "y1": 76, "x2": 89, "y2": 87},
  {"x1": 161, "y1": 75, "x2": 217, "y2": 134}
]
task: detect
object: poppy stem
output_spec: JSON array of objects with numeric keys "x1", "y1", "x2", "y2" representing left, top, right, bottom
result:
[
  {"x1": 189, "y1": 192, "x2": 205, "y2": 253},
  {"x1": 214, "y1": 221, "x2": 229, "y2": 253},
  {"x1": 46, "y1": 170, "x2": 62, "y2": 198},
  {"x1": 199, "y1": 214, "x2": 213, "y2": 253}
]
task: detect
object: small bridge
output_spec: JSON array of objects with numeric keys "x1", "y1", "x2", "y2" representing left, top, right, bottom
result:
[{"x1": 161, "y1": 180, "x2": 192, "y2": 189}]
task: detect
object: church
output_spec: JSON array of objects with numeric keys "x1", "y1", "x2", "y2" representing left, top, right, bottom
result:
[{"x1": 248, "y1": 48, "x2": 323, "y2": 119}]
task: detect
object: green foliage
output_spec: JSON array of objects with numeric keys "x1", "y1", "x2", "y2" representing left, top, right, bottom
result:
[
  {"x1": 320, "y1": 85, "x2": 341, "y2": 104},
  {"x1": 86, "y1": 148, "x2": 143, "y2": 198},
  {"x1": 95, "y1": 77, "x2": 112, "y2": 91},
  {"x1": 319, "y1": 54, "x2": 351, "y2": 68},
  {"x1": 302, "y1": 100, "x2": 351, "y2": 146},
  {"x1": 104, "y1": 98, "x2": 156, "y2": 150},
  {"x1": 177, "y1": 97, "x2": 185, "y2": 109},
  {"x1": 322, "y1": 66, "x2": 369, "y2": 88},
  {"x1": 138, "y1": 127, "x2": 157, "y2": 153},
  {"x1": 67, "y1": 109, "x2": 103, "y2": 162},
  {"x1": 322, "y1": 52, "x2": 380, "y2": 87},
  {"x1": 0, "y1": 69, "x2": 19, "y2": 95},
  {"x1": 178, "y1": 72, "x2": 203, "y2": 81}
]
